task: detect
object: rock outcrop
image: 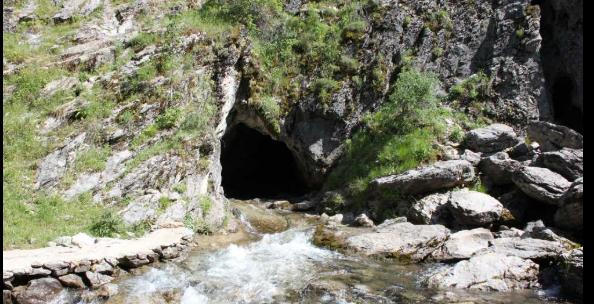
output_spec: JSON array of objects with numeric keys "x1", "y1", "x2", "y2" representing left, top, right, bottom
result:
[
  {"x1": 527, "y1": 121, "x2": 584, "y2": 152},
  {"x1": 479, "y1": 152, "x2": 522, "y2": 186},
  {"x1": 408, "y1": 193, "x2": 451, "y2": 225},
  {"x1": 345, "y1": 222, "x2": 451, "y2": 263},
  {"x1": 371, "y1": 161, "x2": 475, "y2": 196},
  {"x1": 543, "y1": 148, "x2": 583, "y2": 181},
  {"x1": 554, "y1": 178, "x2": 584, "y2": 232},
  {"x1": 475, "y1": 238, "x2": 566, "y2": 262},
  {"x1": 559, "y1": 248, "x2": 584, "y2": 299},
  {"x1": 512, "y1": 166, "x2": 571, "y2": 205},
  {"x1": 464, "y1": 124, "x2": 521, "y2": 153},
  {"x1": 430, "y1": 228, "x2": 494, "y2": 262},
  {"x1": 447, "y1": 191, "x2": 504, "y2": 227},
  {"x1": 425, "y1": 253, "x2": 540, "y2": 291}
]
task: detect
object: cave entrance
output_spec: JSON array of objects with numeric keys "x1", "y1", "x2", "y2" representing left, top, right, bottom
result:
[
  {"x1": 552, "y1": 77, "x2": 583, "y2": 134},
  {"x1": 221, "y1": 123, "x2": 309, "y2": 200}
]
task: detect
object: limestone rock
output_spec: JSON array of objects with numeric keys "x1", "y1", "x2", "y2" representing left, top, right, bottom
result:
[
  {"x1": 527, "y1": 121, "x2": 583, "y2": 152},
  {"x1": 447, "y1": 191, "x2": 504, "y2": 227},
  {"x1": 291, "y1": 200, "x2": 317, "y2": 211},
  {"x1": 425, "y1": 253, "x2": 540, "y2": 291},
  {"x1": 345, "y1": 223, "x2": 450, "y2": 262},
  {"x1": 3, "y1": 290, "x2": 11, "y2": 304},
  {"x1": 354, "y1": 214, "x2": 374, "y2": 228},
  {"x1": 559, "y1": 248, "x2": 584, "y2": 299},
  {"x1": 35, "y1": 133, "x2": 86, "y2": 190},
  {"x1": 475, "y1": 238, "x2": 565, "y2": 262},
  {"x1": 71, "y1": 233, "x2": 96, "y2": 247},
  {"x1": 464, "y1": 124, "x2": 520, "y2": 153},
  {"x1": 459, "y1": 150, "x2": 482, "y2": 166},
  {"x1": 58, "y1": 274, "x2": 86, "y2": 289},
  {"x1": 408, "y1": 193, "x2": 451, "y2": 225},
  {"x1": 531, "y1": 227, "x2": 579, "y2": 250},
  {"x1": 554, "y1": 178, "x2": 584, "y2": 232},
  {"x1": 512, "y1": 167, "x2": 571, "y2": 205},
  {"x1": 85, "y1": 271, "x2": 113, "y2": 288},
  {"x1": 15, "y1": 278, "x2": 63, "y2": 304},
  {"x1": 543, "y1": 148, "x2": 583, "y2": 181},
  {"x1": 371, "y1": 160, "x2": 475, "y2": 196},
  {"x1": 479, "y1": 152, "x2": 522, "y2": 185},
  {"x1": 430, "y1": 228, "x2": 494, "y2": 262}
]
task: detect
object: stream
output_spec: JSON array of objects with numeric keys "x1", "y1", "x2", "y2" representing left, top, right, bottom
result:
[{"x1": 68, "y1": 200, "x2": 570, "y2": 304}]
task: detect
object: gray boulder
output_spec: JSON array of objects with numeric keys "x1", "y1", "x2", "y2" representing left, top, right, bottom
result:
[
  {"x1": 408, "y1": 193, "x2": 451, "y2": 225},
  {"x1": 527, "y1": 121, "x2": 583, "y2": 152},
  {"x1": 543, "y1": 148, "x2": 583, "y2": 181},
  {"x1": 479, "y1": 152, "x2": 522, "y2": 185},
  {"x1": 559, "y1": 248, "x2": 584, "y2": 299},
  {"x1": 447, "y1": 191, "x2": 504, "y2": 227},
  {"x1": 512, "y1": 167, "x2": 571, "y2": 205},
  {"x1": 531, "y1": 227, "x2": 579, "y2": 250},
  {"x1": 354, "y1": 214, "x2": 374, "y2": 228},
  {"x1": 425, "y1": 253, "x2": 540, "y2": 291},
  {"x1": 35, "y1": 133, "x2": 86, "y2": 189},
  {"x1": 58, "y1": 274, "x2": 86, "y2": 289},
  {"x1": 475, "y1": 238, "x2": 566, "y2": 262},
  {"x1": 430, "y1": 228, "x2": 494, "y2": 262},
  {"x1": 554, "y1": 178, "x2": 584, "y2": 232},
  {"x1": 15, "y1": 278, "x2": 63, "y2": 304},
  {"x1": 345, "y1": 222, "x2": 450, "y2": 262},
  {"x1": 464, "y1": 124, "x2": 520, "y2": 153},
  {"x1": 371, "y1": 160, "x2": 475, "y2": 196}
]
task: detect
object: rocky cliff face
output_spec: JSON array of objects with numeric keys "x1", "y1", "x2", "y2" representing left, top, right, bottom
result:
[{"x1": 3, "y1": 0, "x2": 583, "y2": 245}]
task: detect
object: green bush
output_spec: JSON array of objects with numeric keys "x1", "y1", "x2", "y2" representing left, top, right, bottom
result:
[
  {"x1": 200, "y1": 196, "x2": 213, "y2": 215},
  {"x1": 449, "y1": 72, "x2": 492, "y2": 103},
  {"x1": 426, "y1": 10, "x2": 453, "y2": 33},
  {"x1": 325, "y1": 69, "x2": 454, "y2": 206},
  {"x1": 89, "y1": 211, "x2": 125, "y2": 238},
  {"x1": 129, "y1": 33, "x2": 158, "y2": 52},
  {"x1": 156, "y1": 108, "x2": 184, "y2": 130}
]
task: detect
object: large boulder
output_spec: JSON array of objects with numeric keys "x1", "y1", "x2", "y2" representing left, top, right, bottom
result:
[
  {"x1": 554, "y1": 178, "x2": 584, "y2": 232},
  {"x1": 474, "y1": 238, "x2": 566, "y2": 263},
  {"x1": 512, "y1": 167, "x2": 572, "y2": 205},
  {"x1": 345, "y1": 222, "x2": 450, "y2": 262},
  {"x1": 527, "y1": 121, "x2": 583, "y2": 152},
  {"x1": 430, "y1": 228, "x2": 494, "y2": 262},
  {"x1": 425, "y1": 253, "x2": 540, "y2": 291},
  {"x1": 15, "y1": 278, "x2": 63, "y2": 304},
  {"x1": 543, "y1": 148, "x2": 583, "y2": 181},
  {"x1": 447, "y1": 191, "x2": 504, "y2": 227},
  {"x1": 479, "y1": 152, "x2": 522, "y2": 185},
  {"x1": 464, "y1": 124, "x2": 521, "y2": 153},
  {"x1": 408, "y1": 193, "x2": 451, "y2": 225},
  {"x1": 559, "y1": 248, "x2": 584, "y2": 299},
  {"x1": 371, "y1": 160, "x2": 475, "y2": 196}
]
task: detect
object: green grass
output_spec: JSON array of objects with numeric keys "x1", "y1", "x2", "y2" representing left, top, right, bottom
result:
[
  {"x1": 325, "y1": 69, "x2": 467, "y2": 209},
  {"x1": 3, "y1": 191, "x2": 104, "y2": 249}
]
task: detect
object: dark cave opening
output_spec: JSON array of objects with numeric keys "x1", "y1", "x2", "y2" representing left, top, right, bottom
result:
[
  {"x1": 221, "y1": 124, "x2": 309, "y2": 200},
  {"x1": 552, "y1": 77, "x2": 583, "y2": 134}
]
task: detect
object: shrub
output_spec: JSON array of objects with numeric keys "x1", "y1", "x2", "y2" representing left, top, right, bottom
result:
[
  {"x1": 325, "y1": 69, "x2": 456, "y2": 208},
  {"x1": 200, "y1": 196, "x2": 213, "y2": 215},
  {"x1": 426, "y1": 10, "x2": 453, "y2": 33},
  {"x1": 449, "y1": 72, "x2": 492, "y2": 103},
  {"x1": 89, "y1": 211, "x2": 125, "y2": 238},
  {"x1": 432, "y1": 47, "x2": 444, "y2": 58},
  {"x1": 156, "y1": 108, "x2": 184, "y2": 130},
  {"x1": 129, "y1": 33, "x2": 158, "y2": 52},
  {"x1": 516, "y1": 28, "x2": 526, "y2": 39}
]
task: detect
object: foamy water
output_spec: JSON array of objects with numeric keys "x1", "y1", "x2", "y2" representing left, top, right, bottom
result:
[{"x1": 102, "y1": 228, "x2": 349, "y2": 304}]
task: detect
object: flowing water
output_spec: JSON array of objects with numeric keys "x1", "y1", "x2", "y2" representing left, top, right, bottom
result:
[{"x1": 64, "y1": 201, "x2": 571, "y2": 304}]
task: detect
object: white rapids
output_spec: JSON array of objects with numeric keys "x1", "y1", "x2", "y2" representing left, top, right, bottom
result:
[{"x1": 103, "y1": 229, "x2": 345, "y2": 304}]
